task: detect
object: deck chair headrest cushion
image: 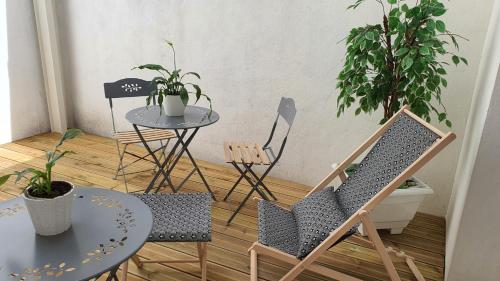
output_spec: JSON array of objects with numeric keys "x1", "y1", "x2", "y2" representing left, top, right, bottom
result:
[
  {"x1": 291, "y1": 186, "x2": 348, "y2": 259},
  {"x1": 335, "y1": 113, "x2": 440, "y2": 217}
]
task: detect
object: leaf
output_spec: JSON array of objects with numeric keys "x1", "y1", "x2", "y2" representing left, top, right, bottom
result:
[
  {"x1": 441, "y1": 78, "x2": 448, "y2": 87},
  {"x1": 437, "y1": 68, "x2": 446, "y2": 75},
  {"x1": 133, "y1": 64, "x2": 170, "y2": 74},
  {"x1": 181, "y1": 72, "x2": 201, "y2": 80},
  {"x1": 403, "y1": 57, "x2": 414, "y2": 70},
  {"x1": 452, "y1": 55, "x2": 460, "y2": 65},
  {"x1": 365, "y1": 31, "x2": 374, "y2": 41},
  {"x1": 436, "y1": 20, "x2": 446, "y2": 32},
  {"x1": 432, "y1": 7, "x2": 446, "y2": 17},
  {"x1": 446, "y1": 120, "x2": 452, "y2": 127},
  {"x1": 387, "y1": 0, "x2": 397, "y2": 4},
  {"x1": 426, "y1": 19, "x2": 435, "y2": 30},
  {"x1": 0, "y1": 175, "x2": 11, "y2": 186},
  {"x1": 394, "y1": 47, "x2": 409, "y2": 57},
  {"x1": 179, "y1": 87, "x2": 189, "y2": 106},
  {"x1": 193, "y1": 85, "x2": 202, "y2": 103},
  {"x1": 460, "y1": 57, "x2": 469, "y2": 65},
  {"x1": 419, "y1": 46, "x2": 430, "y2": 56},
  {"x1": 438, "y1": 113, "x2": 447, "y2": 122},
  {"x1": 57, "y1": 129, "x2": 83, "y2": 147}
]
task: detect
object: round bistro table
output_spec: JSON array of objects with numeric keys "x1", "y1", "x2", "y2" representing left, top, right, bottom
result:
[
  {"x1": 0, "y1": 187, "x2": 152, "y2": 281},
  {"x1": 126, "y1": 105, "x2": 220, "y2": 198}
]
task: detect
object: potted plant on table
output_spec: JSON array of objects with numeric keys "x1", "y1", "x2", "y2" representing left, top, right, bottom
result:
[
  {"x1": 133, "y1": 41, "x2": 212, "y2": 117},
  {"x1": 0, "y1": 129, "x2": 83, "y2": 236},
  {"x1": 335, "y1": 0, "x2": 467, "y2": 234}
]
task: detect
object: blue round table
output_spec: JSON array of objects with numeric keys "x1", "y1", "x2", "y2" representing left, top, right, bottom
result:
[{"x1": 0, "y1": 187, "x2": 152, "y2": 281}]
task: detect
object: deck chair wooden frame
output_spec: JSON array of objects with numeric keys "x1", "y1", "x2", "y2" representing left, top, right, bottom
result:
[{"x1": 248, "y1": 105, "x2": 455, "y2": 281}]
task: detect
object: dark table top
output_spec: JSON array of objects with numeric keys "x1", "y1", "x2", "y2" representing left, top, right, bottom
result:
[
  {"x1": 125, "y1": 105, "x2": 219, "y2": 130},
  {"x1": 0, "y1": 187, "x2": 152, "y2": 281}
]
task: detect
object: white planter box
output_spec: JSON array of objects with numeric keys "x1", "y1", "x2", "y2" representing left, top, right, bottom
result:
[
  {"x1": 358, "y1": 177, "x2": 433, "y2": 235},
  {"x1": 330, "y1": 163, "x2": 433, "y2": 235}
]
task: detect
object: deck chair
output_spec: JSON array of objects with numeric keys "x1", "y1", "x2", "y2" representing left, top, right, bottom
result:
[
  {"x1": 223, "y1": 97, "x2": 297, "y2": 225},
  {"x1": 104, "y1": 78, "x2": 176, "y2": 192},
  {"x1": 249, "y1": 105, "x2": 455, "y2": 281}
]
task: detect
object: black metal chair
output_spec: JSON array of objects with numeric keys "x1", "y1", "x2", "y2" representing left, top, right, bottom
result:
[
  {"x1": 104, "y1": 78, "x2": 176, "y2": 192},
  {"x1": 223, "y1": 97, "x2": 297, "y2": 225}
]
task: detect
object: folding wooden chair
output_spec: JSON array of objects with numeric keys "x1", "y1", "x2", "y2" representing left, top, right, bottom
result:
[
  {"x1": 223, "y1": 97, "x2": 297, "y2": 225},
  {"x1": 249, "y1": 105, "x2": 455, "y2": 281},
  {"x1": 104, "y1": 78, "x2": 176, "y2": 192}
]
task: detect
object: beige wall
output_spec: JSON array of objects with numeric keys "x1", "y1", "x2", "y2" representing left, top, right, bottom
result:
[{"x1": 56, "y1": 0, "x2": 494, "y2": 216}]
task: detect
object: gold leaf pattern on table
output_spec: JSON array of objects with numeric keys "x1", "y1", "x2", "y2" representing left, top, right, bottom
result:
[
  {"x1": 9, "y1": 262, "x2": 77, "y2": 280},
  {"x1": 116, "y1": 208, "x2": 135, "y2": 234},
  {"x1": 90, "y1": 195, "x2": 123, "y2": 209},
  {"x1": 80, "y1": 237, "x2": 128, "y2": 265}
]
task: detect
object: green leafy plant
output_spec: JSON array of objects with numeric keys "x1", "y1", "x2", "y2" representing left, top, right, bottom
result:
[
  {"x1": 336, "y1": 0, "x2": 468, "y2": 126},
  {"x1": 133, "y1": 41, "x2": 212, "y2": 114},
  {"x1": 0, "y1": 129, "x2": 83, "y2": 197}
]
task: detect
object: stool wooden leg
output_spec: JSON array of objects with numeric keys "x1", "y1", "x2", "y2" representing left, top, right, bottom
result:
[
  {"x1": 250, "y1": 249, "x2": 258, "y2": 281},
  {"x1": 121, "y1": 260, "x2": 128, "y2": 281},
  {"x1": 131, "y1": 254, "x2": 143, "y2": 268},
  {"x1": 197, "y1": 242, "x2": 208, "y2": 281}
]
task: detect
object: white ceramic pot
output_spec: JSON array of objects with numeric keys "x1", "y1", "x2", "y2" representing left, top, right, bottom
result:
[
  {"x1": 22, "y1": 181, "x2": 75, "y2": 236},
  {"x1": 164, "y1": 95, "x2": 186, "y2": 116},
  {"x1": 358, "y1": 177, "x2": 433, "y2": 235}
]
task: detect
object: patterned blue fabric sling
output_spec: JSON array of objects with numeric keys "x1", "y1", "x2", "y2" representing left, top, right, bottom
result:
[{"x1": 258, "y1": 113, "x2": 440, "y2": 259}]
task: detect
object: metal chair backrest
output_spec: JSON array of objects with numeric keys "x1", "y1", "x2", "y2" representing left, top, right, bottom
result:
[
  {"x1": 334, "y1": 112, "x2": 440, "y2": 217},
  {"x1": 263, "y1": 97, "x2": 297, "y2": 164},
  {"x1": 103, "y1": 78, "x2": 157, "y2": 133}
]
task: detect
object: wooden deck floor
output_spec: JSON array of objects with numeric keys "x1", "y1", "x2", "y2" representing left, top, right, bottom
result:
[{"x1": 0, "y1": 133, "x2": 445, "y2": 281}]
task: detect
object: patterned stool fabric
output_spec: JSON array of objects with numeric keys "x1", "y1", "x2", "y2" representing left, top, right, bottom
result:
[{"x1": 134, "y1": 193, "x2": 211, "y2": 242}]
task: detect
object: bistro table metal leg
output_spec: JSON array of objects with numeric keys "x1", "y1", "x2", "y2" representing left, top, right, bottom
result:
[
  {"x1": 155, "y1": 128, "x2": 198, "y2": 190},
  {"x1": 105, "y1": 266, "x2": 120, "y2": 281},
  {"x1": 133, "y1": 124, "x2": 176, "y2": 193},
  {"x1": 182, "y1": 147, "x2": 217, "y2": 200},
  {"x1": 166, "y1": 129, "x2": 216, "y2": 200}
]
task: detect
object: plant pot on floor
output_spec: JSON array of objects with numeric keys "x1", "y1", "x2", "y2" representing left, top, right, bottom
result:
[
  {"x1": 334, "y1": 163, "x2": 434, "y2": 235},
  {"x1": 358, "y1": 177, "x2": 433, "y2": 235},
  {"x1": 22, "y1": 181, "x2": 75, "y2": 236},
  {"x1": 164, "y1": 95, "x2": 186, "y2": 116}
]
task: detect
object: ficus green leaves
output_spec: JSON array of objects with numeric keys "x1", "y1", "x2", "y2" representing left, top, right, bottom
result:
[{"x1": 336, "y1": 0, "x2": 468, "y2": 127}]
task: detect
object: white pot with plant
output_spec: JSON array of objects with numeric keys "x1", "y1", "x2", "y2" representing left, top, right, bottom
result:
[
  {"x1": 339, "y1": 164, "x2": 433, "y2": 235},
  {"x1": 0, "y1": 129, "x2": 83, "y2": 236},
  {"x1": 334, "y1": 0, "x2": 468, "y2": 233},
  {"x1": 134, "y1": 41, "x2": 212, "y2": 117}
]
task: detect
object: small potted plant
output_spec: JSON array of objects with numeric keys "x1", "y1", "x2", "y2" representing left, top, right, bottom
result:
[
  {"x1": 0, "y1": 129, "x2": 83, "y2": 236},
  {"x1": 335, "y1": 0, "x2": 467, "y2": 233},
  {"x1": 134, "y1": 41, "x2": 212, "y2": 116}
]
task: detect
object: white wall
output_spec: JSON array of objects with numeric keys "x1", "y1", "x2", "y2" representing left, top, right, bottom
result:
[
  {"x1": 446, "y1": 1, "x2": 500, "y2": 279},
  {"x1": 0, "y1": 0, "x2": 50, "y2": 143},
  {"x1": 445, "y1": 67, "x2": 500, "y2": 281},
  {"x1": 56, "y1": 0, "x2": 494, "y2": 216}
]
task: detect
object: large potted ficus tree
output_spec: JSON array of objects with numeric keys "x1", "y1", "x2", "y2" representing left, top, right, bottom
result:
[
  {"x1": 336, "y1": 0, "x2": 467, "y2": 234},
  {"x1": 0, "y1": 129, "x2": 83, "y2": 236},
  {"x1": 134, "y1": 41, "x2": 212, "y2": 116}
]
